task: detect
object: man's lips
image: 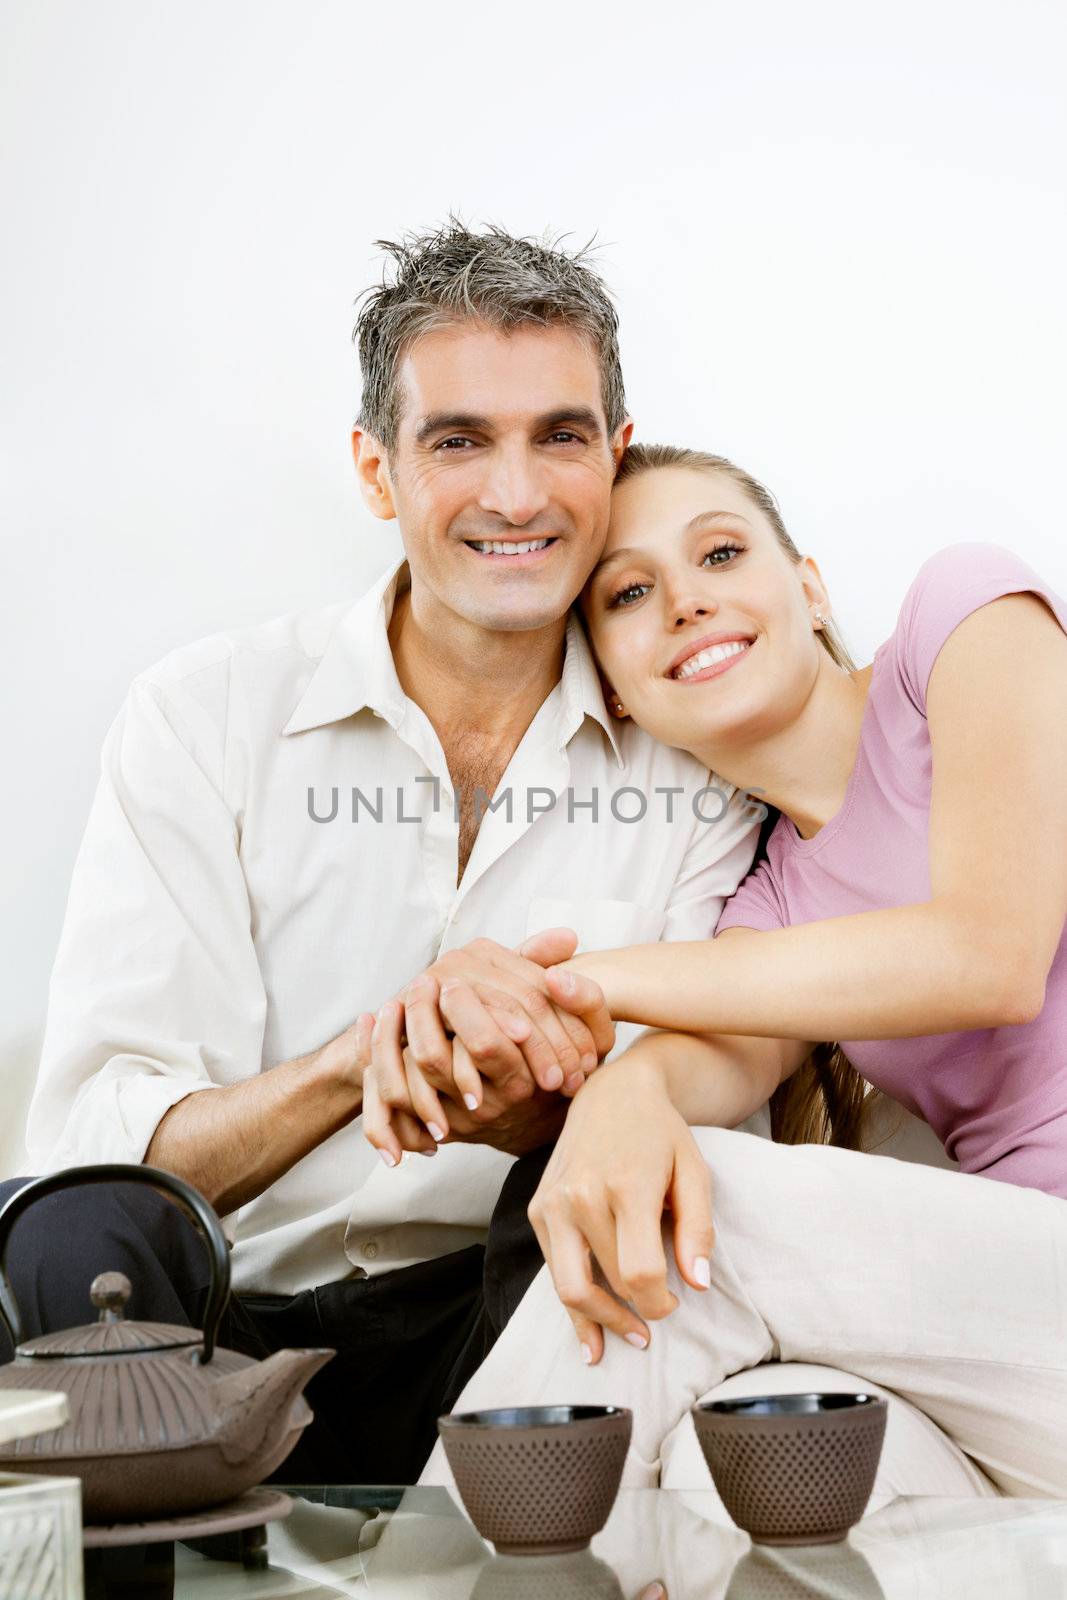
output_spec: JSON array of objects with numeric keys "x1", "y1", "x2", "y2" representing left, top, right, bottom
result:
[
  {"x1": 664, "y1": 631, "x2": 756, "y2": 681},
  {"x1": 461, "y1": 537, "x2": 559, "y2": 567}
]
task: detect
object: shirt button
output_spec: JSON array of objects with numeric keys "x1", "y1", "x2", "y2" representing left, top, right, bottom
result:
[{"x1": 361, "y1": 1241, "x2": 380, "y2": 1261}]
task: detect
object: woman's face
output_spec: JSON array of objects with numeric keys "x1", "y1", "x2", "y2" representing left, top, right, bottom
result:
[{"x1": 582, "y1": 466, "x2": 830, "y2": 760}]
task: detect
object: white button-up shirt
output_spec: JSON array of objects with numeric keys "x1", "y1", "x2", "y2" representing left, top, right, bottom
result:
[{"x1": 27, "y1": 558, "x2": 760, "y2": 1293}]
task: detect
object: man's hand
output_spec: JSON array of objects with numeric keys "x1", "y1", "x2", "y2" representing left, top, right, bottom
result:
[
  {"x1": 368, "y1": 931, "x2": 615, "y2": 1141},
  {"x1": 362, "y1": 1047, "x2": 569, "y2": 1161},
  {"x1": 528, "y1": 1055, "x2": 714, "y2": 1364}
]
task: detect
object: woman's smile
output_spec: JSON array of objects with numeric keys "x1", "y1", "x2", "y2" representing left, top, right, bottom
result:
[{"x1": 666, "y1": 634, "x2": 756, "y2": 683}]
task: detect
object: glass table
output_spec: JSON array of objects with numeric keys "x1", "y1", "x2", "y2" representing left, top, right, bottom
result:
[{"x1": 80, "y1": 1484, "x2": 1067, "y2": 1598}]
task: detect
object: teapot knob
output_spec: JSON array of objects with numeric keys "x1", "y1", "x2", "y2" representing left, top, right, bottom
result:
[{"x1": 90, "y1": 1271, "x2": 132, "y2": 1321}]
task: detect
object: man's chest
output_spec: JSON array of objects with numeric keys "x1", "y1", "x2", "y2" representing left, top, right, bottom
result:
[{"x1": 233, "y1": 722, "x2": 697, "y2": 1063}]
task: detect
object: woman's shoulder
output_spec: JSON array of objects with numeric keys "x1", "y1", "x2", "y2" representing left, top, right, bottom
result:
[{"x1": 885, "y1": 542, "x2": 1062, "y2": 713}]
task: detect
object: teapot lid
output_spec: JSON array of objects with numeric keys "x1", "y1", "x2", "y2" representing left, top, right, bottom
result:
[{"x1": 18, "y1": 1273, "x2": 202, "y2": 1360}]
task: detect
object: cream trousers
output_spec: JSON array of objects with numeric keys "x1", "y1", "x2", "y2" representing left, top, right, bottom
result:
[{"x1": 421, "y1": 1129, "x2": 1067, "y2": 1511}]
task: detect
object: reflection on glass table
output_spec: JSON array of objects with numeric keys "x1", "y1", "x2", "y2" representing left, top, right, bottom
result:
[{"x1": 85, "y1": 1487, "x2": 1067, "y2": 1599}]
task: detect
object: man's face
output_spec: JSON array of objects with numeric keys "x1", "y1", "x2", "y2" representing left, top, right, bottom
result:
[{"x1": 376, "y1": 322, "x2": 627, "y2": 633}]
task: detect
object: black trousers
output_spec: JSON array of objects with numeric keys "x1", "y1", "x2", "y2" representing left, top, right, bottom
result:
[{"x1": 0, "y1": 1148, "x2": 552, "y2": 1485}]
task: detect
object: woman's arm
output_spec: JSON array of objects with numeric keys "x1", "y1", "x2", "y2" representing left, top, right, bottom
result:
[
  {"x1": 551, "y1": 594, "x2": 1067, "y2": 1040},
  {"x1": 528, "y1": 1027, "x2": 811, "y2": 1361}
]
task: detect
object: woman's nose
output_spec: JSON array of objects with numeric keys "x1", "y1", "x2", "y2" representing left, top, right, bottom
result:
[{"x1": 668, "y1": 593, "x2": 716, "y2": 629}]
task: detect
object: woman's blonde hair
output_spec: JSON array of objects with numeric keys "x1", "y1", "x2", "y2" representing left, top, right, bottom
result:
[{"x1": 614, "y1": 442, "x2": 871, "y2": 1151}]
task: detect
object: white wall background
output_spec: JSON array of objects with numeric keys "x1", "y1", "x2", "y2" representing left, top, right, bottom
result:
[{"x1": 2, "y1": 1, "x2": 1065, "y2": 1164}]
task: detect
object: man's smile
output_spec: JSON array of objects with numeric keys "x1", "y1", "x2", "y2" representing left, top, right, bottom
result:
[{"x1": 461, "y1": 537, "x2": 560, "y2": 565}]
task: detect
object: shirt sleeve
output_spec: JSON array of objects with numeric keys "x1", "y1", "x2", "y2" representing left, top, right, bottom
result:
[
  {"x1": 658, "y1": 781, "x2": 763, "y2": 942},
  {"x1": 895, "y1": 542, "x2": 1067, "y2": 714},
  {"x1": 25, "y1": 670, "x2": 268, "y2": 1183},
  {"x1": 714, "y1": 853, "x2": 788, "y2": 935}
]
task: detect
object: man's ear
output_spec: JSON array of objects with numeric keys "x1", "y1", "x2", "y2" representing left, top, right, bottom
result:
[
  {"x1": 352, "y1": 427, "x2": 397, "y2": 521},
  {"x1": 610, "y1": 416, "x2": 635, "y2": 470}
]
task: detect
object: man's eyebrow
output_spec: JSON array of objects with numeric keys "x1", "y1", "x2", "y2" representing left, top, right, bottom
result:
[
  {"x1": 414, "y1": 406, "x2": 604, "y2": 446},
  {"x1": 415, "y1": 412, "x2": 490, "y2": 445},
  {"x1": 593, "y1": 510, "x2": 752, "y2": 574}
]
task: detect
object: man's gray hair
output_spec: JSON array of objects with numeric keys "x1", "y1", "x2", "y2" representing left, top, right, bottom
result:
[{"x1": 354, "y1": 219, "x2": 626, "y2": 450}]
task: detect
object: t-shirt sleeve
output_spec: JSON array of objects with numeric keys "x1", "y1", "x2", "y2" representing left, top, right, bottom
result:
[
  {"x1": 714, "y1": 854, "x2": 787, "y2": 935},
  {"x1": 895, "y1": 542, "x2": 1067, "y2": 714}
]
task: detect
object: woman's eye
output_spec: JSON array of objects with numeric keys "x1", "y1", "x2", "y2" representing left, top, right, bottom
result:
[
  {"x1": 702, "y1": 542, "x2": 743, "y2": 566},
  {"x1": 607, "y1": 582, "x2": 651, "y2": 609}
]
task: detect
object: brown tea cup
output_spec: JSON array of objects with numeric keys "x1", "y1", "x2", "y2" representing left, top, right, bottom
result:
[
  {"x1": 438, "y1": 1404, "x2": 632, "y2": 1556},
  {"x1": 692, "y1": 1391, "x2": 887, "y2": 1546}
]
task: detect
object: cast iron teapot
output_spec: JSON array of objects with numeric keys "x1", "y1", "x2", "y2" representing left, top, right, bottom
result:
[{"x1": 0, "y1": 1164, "x2": 334, "y2": 1522}]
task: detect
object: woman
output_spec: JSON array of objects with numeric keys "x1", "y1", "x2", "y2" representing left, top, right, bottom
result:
[{"x1": 370, "y1": 443, "x2": 1067, "y2": 1496}]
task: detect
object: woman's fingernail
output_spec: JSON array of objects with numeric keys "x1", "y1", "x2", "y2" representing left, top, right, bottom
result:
[
  {"x1": 428, "y1": 1123, "x2": 446, "y2": 1143},
  {"x1": 693, "y1": 1256, "x2": 712, "y2": 1288},
  {"x1": 378, "y1": 1149, "x2": 397, "y2": 1168},
  {"x1": 581, "y1": 1343, "x2": 593, "y2": 1365},
  {"x1": 463, "y1": 1093, "x2": 479, "y2": 1111},
  {"x1": 625, "y1": 1330, "x2": 649, "y2": 1350}
]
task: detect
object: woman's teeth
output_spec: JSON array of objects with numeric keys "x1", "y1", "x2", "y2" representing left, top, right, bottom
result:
[
  {"x1": 467, "y1": 539, "x2": 552, "y2": 555},
  {"x1": 673, "y1": 640, "x2": 750, "y2": 679}
]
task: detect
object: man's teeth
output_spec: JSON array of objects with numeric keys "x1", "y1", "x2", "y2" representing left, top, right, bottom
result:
[
  {"x1": 673, "y1": 640, "x2": 750, "y2": 679},
  {"x1": 468, "y1": 539, "x2": 551, "y2": 555}
]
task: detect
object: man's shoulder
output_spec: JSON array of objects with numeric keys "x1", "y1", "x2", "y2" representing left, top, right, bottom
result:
[
  {"x1": 133, "y1": 596, "x2": 355, "y2": 697},
  {"x1": 610, "y1": 717, "x2": 734, "y2": 795}
]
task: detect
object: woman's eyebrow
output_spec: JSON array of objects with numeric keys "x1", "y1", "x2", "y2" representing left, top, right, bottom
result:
[{"x1": 594, "y1": 510, "x2": 752, "y2": 575}]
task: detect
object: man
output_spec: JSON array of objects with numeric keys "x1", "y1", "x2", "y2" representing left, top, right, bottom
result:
[{"x1": 2, "y1": 223, "x2": 758, "y2": 1482}]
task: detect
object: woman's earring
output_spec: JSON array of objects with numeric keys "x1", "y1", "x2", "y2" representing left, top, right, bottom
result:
[
  {"x1": 613, "y1": 698, "x2": 626, "y2": 716},
  {"x1": 813, "y1": 611, "x2": 828, "y2": 628}
]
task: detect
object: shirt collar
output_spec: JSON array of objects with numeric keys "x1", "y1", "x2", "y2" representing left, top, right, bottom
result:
[{"x1": 282, "y1": 556, "x2": 624, "y2": 766}]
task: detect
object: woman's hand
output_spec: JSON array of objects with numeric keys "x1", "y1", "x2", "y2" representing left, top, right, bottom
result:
[
  {"x1": 367, "y1": 930, "x2": 616, "y2": 1142},
  {"x1": 528, "y1": 1055, "x2": 714, "y2": 1364},
  {"x1": 361, "y1": 1041, "x2": 570, "y2": 1162}
]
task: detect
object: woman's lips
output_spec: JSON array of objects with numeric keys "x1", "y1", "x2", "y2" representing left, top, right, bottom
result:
[{"x1": 669, "y1": 639, "x2": 754, "y2": 684}]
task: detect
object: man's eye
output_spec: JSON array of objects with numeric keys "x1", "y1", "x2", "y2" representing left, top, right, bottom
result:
[
  {"x1": 547, "y1": 430, "x2": 581, "y2": 445},
  {"x1": 607, "y1": 582, "x2": 651, "y2": 609},
  {"x1": 436, "y1": 436, "x2": 474, "y2": 451}
]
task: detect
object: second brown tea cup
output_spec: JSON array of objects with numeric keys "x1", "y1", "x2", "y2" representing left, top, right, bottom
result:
[{"x1": 692, "y1": 1391, "x2": 887, "y2": 1546}]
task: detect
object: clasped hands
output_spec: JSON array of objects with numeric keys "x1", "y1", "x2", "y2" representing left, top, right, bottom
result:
[
  {"x1": 355, "y1": 929, "x2": 714, "y2": 1368},
  {"x1": 357, "y1": 928, "x2": 615, "y2": 1163}
]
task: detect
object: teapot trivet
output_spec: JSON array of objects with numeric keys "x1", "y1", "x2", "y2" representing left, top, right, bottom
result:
[{"x1": 81, "y1": 1484, "x2": 292, "y2": 1550}]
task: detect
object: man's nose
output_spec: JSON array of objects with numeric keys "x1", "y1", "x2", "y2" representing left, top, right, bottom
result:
[{"x1": 477, "y1": 445, "x2": 551, "y2": 527}]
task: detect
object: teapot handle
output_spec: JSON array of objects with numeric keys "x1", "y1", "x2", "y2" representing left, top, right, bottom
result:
[{"x1": 0, "y1": 1163, "x2": 230, "y2": 1364}]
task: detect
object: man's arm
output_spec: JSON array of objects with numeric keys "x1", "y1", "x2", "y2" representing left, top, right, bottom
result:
[
  {"x1": 145, "y1": 1019, "x2": 367, "y2": 1214},
  {"x1": 27, "y1": 671, "x2": 368, "y2": 1221}
]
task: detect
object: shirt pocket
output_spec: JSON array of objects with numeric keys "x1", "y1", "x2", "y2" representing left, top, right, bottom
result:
[{"x1": 524, "y1": 896, "x2": 666, "y2": 953}]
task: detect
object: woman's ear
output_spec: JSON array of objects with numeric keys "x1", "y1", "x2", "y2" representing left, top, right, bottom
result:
[
  {"x1": 798, "y1": 555, "x2": 832, "y2": 629},
  {"x1": 598, "y1": 673, "x2": 629, "y2": 719},
  {"x1": 352, "y1": 428, "x2": 397, "y2": 520}
]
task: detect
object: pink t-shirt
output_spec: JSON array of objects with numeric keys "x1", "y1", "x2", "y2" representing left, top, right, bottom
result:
[{"x1": 716, "y1": 542, "x2": 1067, "y2": 1196}]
